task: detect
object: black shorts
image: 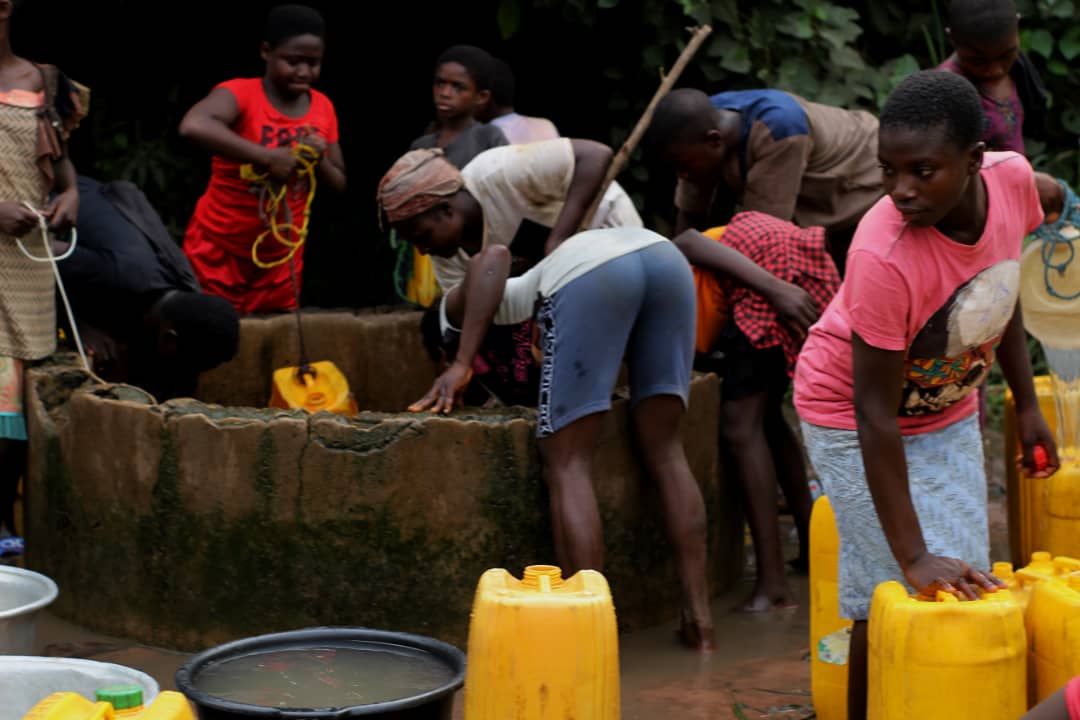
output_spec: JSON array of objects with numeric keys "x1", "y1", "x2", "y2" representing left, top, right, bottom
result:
[{"x1": 695, "y1": 320, "x2": 789, "y2": 403}]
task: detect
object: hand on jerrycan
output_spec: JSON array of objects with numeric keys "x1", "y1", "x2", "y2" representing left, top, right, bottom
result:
[
  {"x1": 904, "y1": 552, "x2": 1006, "y2": 602},
  {"x1": 1018, "y1": 408, "x2": 1059, "y2": 478}
]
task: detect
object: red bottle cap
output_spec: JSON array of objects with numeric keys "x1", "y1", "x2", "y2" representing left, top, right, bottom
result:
[{"x1": 1032, "y1": 445, "x2": 1048, "y2": 471}]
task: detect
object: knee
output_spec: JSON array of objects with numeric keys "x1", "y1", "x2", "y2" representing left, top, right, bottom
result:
[{"x1": 720, "y1": 412, "x2": 763, "y2": 448}]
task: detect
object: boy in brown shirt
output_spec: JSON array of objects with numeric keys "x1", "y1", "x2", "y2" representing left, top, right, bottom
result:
[{"x1": 648, "y1": 87, "x2": 882, "y2": 275}]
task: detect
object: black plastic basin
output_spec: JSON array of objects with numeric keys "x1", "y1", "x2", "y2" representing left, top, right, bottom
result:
[{"x1": 174, "y1": 627, "x2": 466, "y2": 720}]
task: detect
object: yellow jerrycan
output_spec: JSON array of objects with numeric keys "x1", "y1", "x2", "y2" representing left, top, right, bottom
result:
[
  {"x1": 464, "y1": 565, "x2": 619, "y2": 720},
  {"x1": 1004, "y1": 376, "x2": 1057, "y2": 565},
  {"x1": 867, "y1": 581, "x2": 1027, "y2": 720},
  {"x1": 1026, "y1": 564, "x2": 1080, "y2": 705},
  {"x1": 22, "y1": 690, "x2": 194, "y2": 720},
  {"x1": 809, "y1": 495, "x2": 851, "y2": 720},
  {"x1": 1043, "y1": 462, "x2": 1080, "y2": 560},
  {"x1": 994, "y1": 551, "x2": 1063, "y2": 611},
  {"x1": 269, "y1": 361, "x2": 357, "y2": 415}
]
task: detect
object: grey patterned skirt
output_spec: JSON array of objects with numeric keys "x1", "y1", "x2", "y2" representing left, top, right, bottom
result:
[{"x1": 801, "y1": 413, "x2": 990, "y2": 620}]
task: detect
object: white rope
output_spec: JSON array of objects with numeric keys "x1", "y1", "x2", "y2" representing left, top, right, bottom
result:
[{"x1": 16, "y1": 201, "x2": 90, "y2": 373}]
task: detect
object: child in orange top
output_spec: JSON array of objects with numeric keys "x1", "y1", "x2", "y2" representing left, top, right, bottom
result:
[{"x1": 179, "y1": 4, "x2": 346, "y2": 315}]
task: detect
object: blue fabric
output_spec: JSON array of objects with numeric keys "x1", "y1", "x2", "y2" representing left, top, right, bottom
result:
[
  {"x1": 0, "y1": 412, "x2": 27, "y2": 442},
  {"x1": 708, "y1": 89, "x2": 809, "y2": 143},
  {"x1": 535, "y1": 242, "x2": 695, "y2": 437}
]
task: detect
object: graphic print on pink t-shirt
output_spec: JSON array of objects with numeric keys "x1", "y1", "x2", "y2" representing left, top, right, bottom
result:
[{"x1": 901, "y1": 259, "x2": 1018, "y2": 416}]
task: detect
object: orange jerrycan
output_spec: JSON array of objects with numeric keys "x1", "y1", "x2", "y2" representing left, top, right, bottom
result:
[
  {"x1": 22, "y1": 690, "x2": 195, "y2": 720},
  {"x1": 809, "y1": 496, "x2": 851, "y2": 720},
  {"x1": 1026, "y1": 562, "x2": 1080, "y2": 705},
  {"x1": 464, "y1": 565, "x2": 619, "y2": 720},
  {"x1": 868, "y1": 582, "x2": 1026, "y2": 720},
  {"x1": 1004, "y1": 376, "x2": 1057, "y2": 565},
  {"x1": 269, "y1": 361, "x2": 357, "y2": 415}
]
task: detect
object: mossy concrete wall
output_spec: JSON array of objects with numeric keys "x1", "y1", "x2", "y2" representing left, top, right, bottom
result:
[{"x1": 24, "y1": 310, "x2": 742, "y2": 652}]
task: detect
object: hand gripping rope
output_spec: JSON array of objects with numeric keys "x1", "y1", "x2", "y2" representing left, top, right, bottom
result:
[
  {"x1": 239, "y1": 142, "x2": 320, "y2": 381},
  {"x1": 16, "y1": 202, "x2": 93, "y2": 375}
]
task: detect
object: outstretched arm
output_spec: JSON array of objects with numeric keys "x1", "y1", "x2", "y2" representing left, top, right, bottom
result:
[
  {"x1": 179, "y1": 87, "x2": 298, "y2": 182},
  {"x1": 997, "y1": 301, "x2": 1060, "y2": 476},
  {"x1": 853, "y1": 333, "x2": 1003, "y2": 599},
  {"x1": 544, "y1": 139, "x2": 613, "y2": 255},
  {"x1": 672, "y1": 228, "x2": 819, "y2": 337},
  {"x1": 409, "y1": 245, "x2": 511, "y2": 414}
]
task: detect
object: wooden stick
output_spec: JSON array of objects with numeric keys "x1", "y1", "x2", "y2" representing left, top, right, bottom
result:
[{"x1": 579, "y1": 24, "x2": 714, "y2": 230}]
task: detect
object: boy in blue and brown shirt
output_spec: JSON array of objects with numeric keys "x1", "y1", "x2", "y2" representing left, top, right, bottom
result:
[{"x1": 647, "y1": 87, "x2": 882, "y2": 276}]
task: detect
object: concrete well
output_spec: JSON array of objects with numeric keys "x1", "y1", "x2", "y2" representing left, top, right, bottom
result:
[{"x1": 25, "y1": 308, "x2": 742, "y2": 651}]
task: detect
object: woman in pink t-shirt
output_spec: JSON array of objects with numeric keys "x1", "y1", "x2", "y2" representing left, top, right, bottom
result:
[{"x1": 793, "y1": 70, "x2": 1062, "y2": 720}]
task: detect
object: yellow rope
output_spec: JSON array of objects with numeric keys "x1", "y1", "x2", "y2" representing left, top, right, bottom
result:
[{"x1": 240, "y1": 143, "x2": 320, "y2": 269}]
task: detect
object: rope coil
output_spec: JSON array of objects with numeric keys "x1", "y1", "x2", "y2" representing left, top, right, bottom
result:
[
  {"x1": 240, "y1": 142, "x2": 320, "y2": 270},
  {"x1": 16, "y1": 202, "x2": 92, "y2": 374},
  {"x1": 1032, "y1": 178, "x2": 1080, "y2": 301}
]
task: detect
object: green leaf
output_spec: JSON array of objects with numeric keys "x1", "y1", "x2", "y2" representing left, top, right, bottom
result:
[
  {"x1": 1050, "y1": 0, "x2": 1075, "y2": 16},
  {"x1": 1060, "y1": 26, "x2": 1080, "y2": 59},
  {"x1": 710, "y1": 0, "x2": 740, "y2": 27},
  {"x1": 720, "y1": 44, "x2": 752, "y2": 74},
  {"x1": 776, "y1": 56, "x2": 821, "y2": 97},
  {"x1": 496, "y1": 0, "x2": 520, "y2": 39},
  {"x1": 598, "y1": 0, "x2": 619, "y2": 7},
  {"x1": 888, "y1": 54, "x2": 921, "y2": 86},
  {"x1": 1061, "y1": 107, "x2": 1080, "y2": 135},
  {"x1": 777, "y1": 12, "x2": 814, "y2": 39},
  {"x1": 1048, "y1": 58, "x2": 1069, "y2": 75},
  {"x1": 1028, "y1": 29, "x2": 1055, "y2": 58},
  {"x1": 830, "y1": 45, "x2": 866, "y2": 70},
  {"x1": 819, "y1": 22, "x2": 862, "y2": 49},
  {"x1": 822, "y1": 5, "x2": 861, "y2": 26}
]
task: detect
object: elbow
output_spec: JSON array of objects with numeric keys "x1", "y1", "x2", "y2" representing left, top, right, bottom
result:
[
  {"x1": 479, "y1": 244, "x2": 511, "y2": 266},
  {"x1": 177, "y1": 115, "x2": 198, "y2": 142},
  {"x1": 853, "y1": 395, "x2": 898, "y2": 436}
]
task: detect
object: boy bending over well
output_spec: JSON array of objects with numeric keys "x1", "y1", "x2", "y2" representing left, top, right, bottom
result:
[
  {"x1": 410, "y1": 226, "x2": 716, "y2": 653},
  {"x1": 793, "y1": 70, "x2": 1063, "y2": 720}
]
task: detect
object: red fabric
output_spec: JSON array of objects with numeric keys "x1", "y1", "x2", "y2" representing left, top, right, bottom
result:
[
  {"x1": 1067, "y1": 676, "x2": 1080, "y2": 720},
  {"x1": 184, "y1": 77, "x2": 339, "y2": 261},
  {"x1": 185, "y1": 224, "x2": 300, "y2": 314},
  {"x1": 713, "y1": 211, "x2": 840, "y2": 376}
]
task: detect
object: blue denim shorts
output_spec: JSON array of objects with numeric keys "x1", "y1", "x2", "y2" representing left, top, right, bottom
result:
[{"x1": 535, "y1": 241, "x2": 695, "y2": 437}]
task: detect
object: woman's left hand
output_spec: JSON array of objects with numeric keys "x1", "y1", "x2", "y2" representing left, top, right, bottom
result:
[
  {"x1": 1017, "y1": 406, "x2": 1059, "y2": 478},
  {"x1": 44, "y1": 188, "x2": 78, "y2": 234},
  {"x1": 409, "y1": 360, "x2": 473, "y2": 415}
]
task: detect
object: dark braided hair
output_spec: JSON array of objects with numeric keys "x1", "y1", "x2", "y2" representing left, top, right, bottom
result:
[
  {"x1": 264, "y1": 4, "x2": 325, "y2": 48},
  {"x1": 880, "y1": 70, "x2": 985, "y2": 149}
]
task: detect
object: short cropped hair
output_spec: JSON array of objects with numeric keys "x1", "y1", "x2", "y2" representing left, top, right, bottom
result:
[
  {"x1": 435, "y1": 45, "x2": 497, "y2": 91},
  {"x1": 264, "y1": 4, "x2": 326, "y2": 48},
  {"x1": 644, "y1": 88, "x2": 718, "y2": 158},
  {"x1": 880, "y1": 70, "x2": 984, "y2": 149},
  {"x1": 947, "y1": 0, "x2": 1018, "y2": 41},
  {"x1": 161, "y1": 292, "x2": 241, "y2": 372}
]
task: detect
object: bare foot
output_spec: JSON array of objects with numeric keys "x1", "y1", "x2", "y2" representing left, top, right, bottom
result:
[
  {"x1": 734, "y1": 590, "x2": 799, "y2": 613},
  {"x1": 677, "y1": 612, "x2": 716, "y2": 653}
]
